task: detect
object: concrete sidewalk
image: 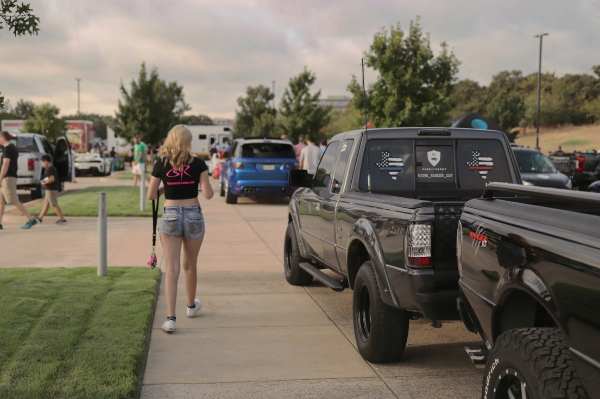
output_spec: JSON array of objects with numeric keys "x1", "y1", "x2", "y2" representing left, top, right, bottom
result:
[{"x1": 140, "y1": 188, "x2": 483, "y2": 398}]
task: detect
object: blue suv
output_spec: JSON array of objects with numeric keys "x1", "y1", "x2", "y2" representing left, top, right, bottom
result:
[{"x1": 220, "y1": 138, "x2": 298, "y2": 204}]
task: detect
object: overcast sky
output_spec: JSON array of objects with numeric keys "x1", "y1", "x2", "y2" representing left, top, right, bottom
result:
[{"x1": 1, "y1": 0, "x2": 599, "y2": 118}]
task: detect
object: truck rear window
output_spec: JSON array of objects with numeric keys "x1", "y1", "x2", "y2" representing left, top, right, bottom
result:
[
  {"x1": 241, "y1": 143, "x2": 296, "y2": 159},
  {"x1": 4, "y1": 136, "x2": 39, "y2": 152},
  {"x1": 359, "y1": 139, "x2": 512, "y2": 195}
]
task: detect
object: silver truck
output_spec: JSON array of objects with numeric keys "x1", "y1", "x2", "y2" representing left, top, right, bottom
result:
[{"x1": 0, "y1": 133, "x2": 73, "y2": 199}]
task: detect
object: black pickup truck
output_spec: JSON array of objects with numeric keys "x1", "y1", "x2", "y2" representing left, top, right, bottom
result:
[
  {"x1": 285, "y1": 127, "x2": 521, "y2": 363},
  {"x1": 458, "y1": 183, "x2": 600, "y2": 399}
]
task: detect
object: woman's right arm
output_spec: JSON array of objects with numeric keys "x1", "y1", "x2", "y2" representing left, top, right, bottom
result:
[{"x1": 200, "y1": 170, "x2": 214, "y2": 200}]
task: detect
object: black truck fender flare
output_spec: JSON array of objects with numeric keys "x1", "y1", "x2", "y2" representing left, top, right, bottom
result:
[
  {"x1": 493, "y1": 273, "x2": 560, "y2": 341},
  {"x1": 288, "y1": 201, "x2": 309, "y2": 259},
  {"x1": 347, "y1": 218, "x2": 399, "y2": 308}
]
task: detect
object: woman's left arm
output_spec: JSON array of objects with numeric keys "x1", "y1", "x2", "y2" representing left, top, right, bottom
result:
[
  {"x1": 147, "y1": 176, "x2": 163, "y2": 200},
  {"x1": 200, "y1": 170, "x2": 214, "y2": 199}
]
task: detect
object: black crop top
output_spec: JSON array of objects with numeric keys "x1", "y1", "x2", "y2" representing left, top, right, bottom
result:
[{"x1": 152, "y1": 156, "x2": 208, "y2": 200}]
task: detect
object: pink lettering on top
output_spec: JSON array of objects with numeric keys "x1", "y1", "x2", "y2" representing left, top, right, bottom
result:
[{"x1": 166, "y1": 165, "x2": 192, "y2": 180}]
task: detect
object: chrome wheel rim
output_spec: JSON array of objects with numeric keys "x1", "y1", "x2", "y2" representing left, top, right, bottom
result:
[
  {"x1": 493, "y1": 368, "x2": 531, "y2": 399},
  {"x1": 357, "y1": 284, "x2": 371, "y2": 342}
]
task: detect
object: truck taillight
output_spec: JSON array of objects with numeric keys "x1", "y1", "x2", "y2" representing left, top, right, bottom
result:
[
  {"x1": 234, "y1": 162, "x2": 244, "y2": 169},
  {"x1": 28, "y1": 158, "x2": 35, "y2": 171},
  {"x1": 575, "y1": 156, "x2": 585, "y2": 173},
  {"x1": 407, "y1": 223, "x2": 432, "y2": 267}
]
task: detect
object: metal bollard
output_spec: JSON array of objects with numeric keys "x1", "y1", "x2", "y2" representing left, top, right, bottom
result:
[
  {"x1": 140, "y1": 169, "x2": 146, "y2": 211},
  {"x1": 98, "y1": 192, "x2": 108, "y2": 276}
]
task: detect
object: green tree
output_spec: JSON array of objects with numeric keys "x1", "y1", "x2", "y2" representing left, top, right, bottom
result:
[
  {"x1": 348, "y1": 18, "x2": 460, "y2": 128},
  {"x1": 279, "y1": 68, "x2": 331, "y2": 141},
  {"x1": 180, "y1": 114, "x2": 214, "y2": 125},
  {"x1": 485, "y1": 70, "x2": 526, "y2": 131},
  {"x1": 23, "y1": 103, "x2": 67, "y2": 139},
  {"x1": 13, "y1": 98, "x2": 35, "y2": 119},
  {"x1": 0, "y1": 1, "x2": 40, "y2": 109},
  {"x1": 234, "y1": 85, "x2": 276, "y2": 138},
  {"x1": 449, "y1": 79, "x2": 487, "y2": 119},
  {"x1": 115, "y1": 63, "x2": 190, "y2": 145},
  {"x1": 323, "y1": 104, "x2": 363, "y2": 139}
]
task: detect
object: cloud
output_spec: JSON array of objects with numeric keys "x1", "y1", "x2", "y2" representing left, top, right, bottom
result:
[{"x1": 0, "y1": 0, "x2": 598, "y2": 118}]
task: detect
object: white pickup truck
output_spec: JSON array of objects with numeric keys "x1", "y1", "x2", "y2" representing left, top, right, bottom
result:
[{"x1": 0, "y1": 133, "x2": 73, "y2": 199}]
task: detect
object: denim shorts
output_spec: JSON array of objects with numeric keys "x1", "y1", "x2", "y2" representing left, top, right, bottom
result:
[{"x1": 159, "y1": 206, "x2": 205, "y2": 240}]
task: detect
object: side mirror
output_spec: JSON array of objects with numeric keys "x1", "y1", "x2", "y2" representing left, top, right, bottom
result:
[{"x1": 289, "y1": 170, "x2": 313, "y2": 188}]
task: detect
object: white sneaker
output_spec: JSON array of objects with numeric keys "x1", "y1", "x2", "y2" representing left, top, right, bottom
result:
[
  {"x1": 162, "y1": 319, "x2": 175, "y2": 332},
  {"x1": 186, "y1": 299, "x2": 202, "y2": 318}
]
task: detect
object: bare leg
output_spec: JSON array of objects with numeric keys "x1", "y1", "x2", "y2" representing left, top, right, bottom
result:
[
  {"x1": 0, "y1": 196, "x2": 4, "y2": 224},
  {"x1": 133, "y1": 174, "x2": 139, "y2": 187},
  {"x1": 161, "y1": 233, "x2": 183, "y2": 317},
  {"x1": 53, "y1": 205, "x2": 65, "y2": 220},
  {"x1": 182, "y1": 236, "x2": 204, "y2": 307},
  {"x1": 38, "y1": 202, "x2": 50, "y2": 220},
  {"x1": 12, "y1": 201, "x2": 32, "y2": 220}
]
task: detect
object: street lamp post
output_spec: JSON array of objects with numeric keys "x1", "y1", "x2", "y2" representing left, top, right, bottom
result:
[
  {"x1": 76, "y1": 78, "x2": 81, "y2": 116},
  {"x1": 534, "y1": 33, "x2": 548, "y2": 150},
  {"x1": 272, "y1": 80, "x2": 276, "y2": 111}
]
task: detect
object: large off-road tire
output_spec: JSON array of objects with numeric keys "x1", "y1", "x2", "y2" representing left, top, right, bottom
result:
[
  {"x1": 353, "y1": 261, "x2": 409, "y2": 363},
  {"x1": 225, "y1": 187, "x2": 238, "y2": 204},
  {"x1": 283, "y1": 222, "x2": 313, "y2": 285},
  {"x1": 483, "y1": 328, "x2": 588, "y2": 399}
]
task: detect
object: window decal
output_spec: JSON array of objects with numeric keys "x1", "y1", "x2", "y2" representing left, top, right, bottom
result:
[
  {"x1": 466, "y1": 150, "x2": 494, "y2": 179},
  {"x1": 427, "y1": 150, "x2": 441, "y2": 166},
  {"x1": 376, "y1": 151, "x2": 404, "y2": 180}
]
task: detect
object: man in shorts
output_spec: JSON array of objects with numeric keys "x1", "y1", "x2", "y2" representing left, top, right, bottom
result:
[
  {"x1": 36, "y1": 155, "x2": 67, "y2": 225},
  {"x1": 132, "y1": 134, "x2": 150, "y2": 187},
  {"x1": 0, "y1": 131, "x2": 39, "y2": 230}
]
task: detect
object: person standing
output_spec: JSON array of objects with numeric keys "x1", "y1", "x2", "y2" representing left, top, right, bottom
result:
[
  {"x1": 109, "y1": 147, "x2": 117, "y2": 172},
  {"x1": 299, "y1": 136, "x2": 322, "y2": 176},
  {"x1": 147, "y1": 125, "x2": 214, "y2": 333},
  {"x1": 319, "y1": 138, "x2": 327, "y2": 154},
  {"x1": 36, "y1": 155, "x2": 67, "y2": 225},
  {"x1": 0, "y1": 131, "x2": 39, "y2": 229},
  {"x1": 293, "y1": 137, "x2": 306, "y2": 160},
  {"x1": 133, "y1": 134, "x2": 150, "y2": 187}
]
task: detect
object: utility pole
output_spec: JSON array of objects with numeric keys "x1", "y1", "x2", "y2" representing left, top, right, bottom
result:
[
  {"x1": 272, "y1": 80, "x2": 276, "y2": 111},
  {"x1": 534, "y1": 33, "x2": 548, "y2": 150},
  {"x1": 76, "y1": 78, "x2": 81, "y2": 117}
]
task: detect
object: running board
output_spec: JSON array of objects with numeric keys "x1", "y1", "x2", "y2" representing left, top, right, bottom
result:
[
  {"x1": 299, "y1": 262, "x2": 345, "y2": 292},
  {"x1": 464, "y1": 346, "x2": 488, "y2": 369}
]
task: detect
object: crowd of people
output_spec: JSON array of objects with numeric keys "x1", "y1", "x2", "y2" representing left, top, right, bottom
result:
[{"x1": 280, "y1": 134, "x2": 327, "y2": 175}]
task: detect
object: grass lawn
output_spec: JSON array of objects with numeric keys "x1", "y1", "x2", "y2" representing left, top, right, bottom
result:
[
  {"x1": 115, "y1": 172, "x2": 151, "y2": 180},
  {"x1": 29, "y1": 186, "x2": 162, "y2": 217},
  {"x1": 0, "y1": 267, "x2": 161, "y2": 399}
]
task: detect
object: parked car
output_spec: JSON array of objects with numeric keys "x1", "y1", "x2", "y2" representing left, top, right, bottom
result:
[
  {"x1": 285, "y1": 127, "x2": 521, "y2": 363},
  {"x1": 549, "y1": 151, "x2": 600, "y2": 190},
  {"x1": 220, "y1": 138, "x2": 298, "y2": 204},
  {"x1": 74, "y1": 153, "x2": 112, "y2": 176},
  {"x1": 0, "y1": 133, "x2": 73, "y2": 199},
  {"x1": 589, "y1": 180, "x2": 600, "y2": 193},
  {"x1": 513, "y1": 147, "x2": 572, "y2": 189},
  {"x1": 457, "y1": 183, "x2": 600, "y2": 399}
]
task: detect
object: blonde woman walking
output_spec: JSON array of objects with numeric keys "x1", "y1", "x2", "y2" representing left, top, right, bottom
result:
[{"x1": 147, "y1": 125, "x2": 214, "y2": 332}]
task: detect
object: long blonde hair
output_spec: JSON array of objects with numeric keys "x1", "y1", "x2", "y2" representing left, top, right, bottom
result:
[{"x1": 158, "y1": 125, "x2": 193, "y2": 171}]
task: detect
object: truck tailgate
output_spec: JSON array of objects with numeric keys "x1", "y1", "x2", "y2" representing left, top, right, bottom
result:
[{"x1": 434, "y1": 202, "x2": 464, "y2": 285}]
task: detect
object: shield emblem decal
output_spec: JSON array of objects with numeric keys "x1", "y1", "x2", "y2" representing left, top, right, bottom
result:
[{"x1": 427, "y1": 150, "x2": 441, "y2": 166}]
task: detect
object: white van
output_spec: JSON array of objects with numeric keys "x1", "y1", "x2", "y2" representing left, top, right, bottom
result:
[{"x1": 187, "y1": 125, "x2": 234, "y2": 154}]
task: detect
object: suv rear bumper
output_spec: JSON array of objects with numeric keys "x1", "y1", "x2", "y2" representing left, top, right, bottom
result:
[
  {"x1": 230, "y1": 179, "x2": 294, "y2": 196},
  {"x1": 386, "y1": 266, "x2": 461, "y2": 320}
]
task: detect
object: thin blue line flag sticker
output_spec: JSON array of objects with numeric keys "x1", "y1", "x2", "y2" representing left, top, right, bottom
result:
[{"x1": 376, "y1": 151, "x2": 404, "y2": 180}]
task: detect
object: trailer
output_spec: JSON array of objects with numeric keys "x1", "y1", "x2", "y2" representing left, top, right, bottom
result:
[{"x1": 186, "y1": 125, "x2": 233, "y2": 155}]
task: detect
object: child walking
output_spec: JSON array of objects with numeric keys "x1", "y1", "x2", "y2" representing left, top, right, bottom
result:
[{"x1": 36, "y1": 155, "x2": 67, "y2": 225}]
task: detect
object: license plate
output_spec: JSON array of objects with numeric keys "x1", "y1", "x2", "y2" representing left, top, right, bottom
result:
[{"x1": 263, "y1": 164, "x2": 275, "y2": 171}]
